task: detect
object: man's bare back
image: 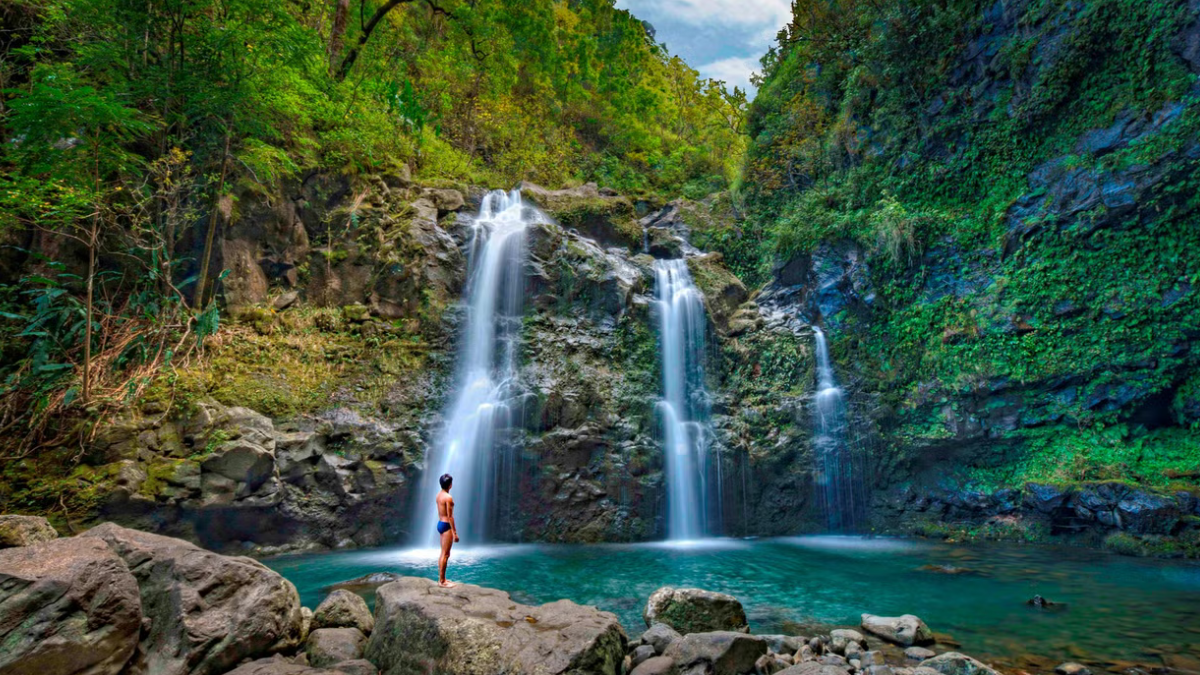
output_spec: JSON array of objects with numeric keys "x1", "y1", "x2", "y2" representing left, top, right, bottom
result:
[{"x1": 436, "y1": 473, "x2": 459, "y2": 588}]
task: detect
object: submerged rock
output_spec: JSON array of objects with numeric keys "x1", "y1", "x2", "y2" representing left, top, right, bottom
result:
[
  {"x1": 0, "y1": 537, "x2": 142, "y2": 675},
  {"x1": 644, "y1": 586, "x2": 750, "y2": 634},
  {"x1": 861, "y1": 614, "x2": 935, "y2": 646},
  {"x1": 365, "y1": 576, "x2": 627, "y2": 675},
  {"x1": 918, "y1": 652, "x2": 1001, "y2": 675},
  {"x1": 80, "y1": 522, "x2": 304, "y2": 675},
  {"x1": 0, "y1": 514, "x2": 59, "y2": 548},
  {"x1": 312, "y1": 589, "x2": 374, "y2": 634}
]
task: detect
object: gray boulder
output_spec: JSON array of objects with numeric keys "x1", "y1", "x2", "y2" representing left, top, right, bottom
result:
[
  {"x1": 0, "y1": 514, "x2": 59, "y2": 548},
  {"x1": 919, "y1": 653, "x2": 1001, "y2": 675},
  {"x1": 80, "y1": 522, "x2": 304, "y2": 675},
  {"x1": 644, "y1": 586, "x2": 749, "y2": 634},
  {"x1": 0, "y1": 537, "x2": 142, "y2": 675},
  {"x1": 776, "y1": 662, "x2": 851, "y2": 675},
  {"x1": 632, "y1": 656, "x2": 680, "y2": 675},
  {"x1": 861, "y1": 614, "x2": 935, "y2": 646},
  {"x1": 312, "y1": 589, "x2": 374, "y2": 634},
  {"x1": 643, "y1": 622, "x2": 684, "y2": 654},
  {"x1": 223, "y1": 655, "x2": 348, "y2": 674},
  {"x1": 760, "y1": 635, "x2": 806, "y2": 655},
  {"x1": 329, "y1": 660, "x2": 378, "y2": 675},
  {"x1": 306, "y1": 628, "x2": 366, "y2": 668},
  {"x1": 828, "y1": 629, "x2": 866, "y2": 655},
  {"x1": 662, "y1": 631, "x2": 768, "y2": 675},
  {"x1": 905, "y1": 648, "x2": 936, "y2": 661},
  {"x1": 632, "y1": 645, "x2": 659, "y2": 668},
  {"x1": 365, "y1": 576, "x2": 627, "y2": 675}
]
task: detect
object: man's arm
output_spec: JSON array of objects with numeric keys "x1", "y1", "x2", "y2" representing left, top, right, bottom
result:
[{"x1": 448, "y1": 498, "x2": 459, "y2": 541}]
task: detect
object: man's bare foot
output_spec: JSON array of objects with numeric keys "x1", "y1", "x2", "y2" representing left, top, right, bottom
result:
[{"x1": 438, "y1": 580, "x2": 456, "y2": 588}]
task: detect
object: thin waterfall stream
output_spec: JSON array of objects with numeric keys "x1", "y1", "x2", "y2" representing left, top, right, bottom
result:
[
  {"x1": 812, "y1": 326, "x2": 860, "y2": 531},
  {"x1": 414, "y1": 189, "x2": 538, "y2": 546},
  {"x1": 653, "y1": 259, "x2": 718, "y2": 540}
]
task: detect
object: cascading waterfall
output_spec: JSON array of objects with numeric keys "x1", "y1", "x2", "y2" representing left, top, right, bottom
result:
[
  {"x1": 653, "y1": 259, "x2": 718, "y2": 540},
  {"x1": 416, "y1": 189, "x2": 535, "y2": 546},
  {"x1": 812, "y1": 326, "x2": 859, "y2": 531}
]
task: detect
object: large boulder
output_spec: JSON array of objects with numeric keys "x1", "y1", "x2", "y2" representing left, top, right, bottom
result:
[
  {"x1": 223, "y1": 655, "x2": 349, "y2": 675},
  {"x1": 306, "y1": 628, "x2": 367, "y2": 667},
  {"x1": 80, "y1": 522, "x2": 304, "y2": 675},
  {"x1": 312, "y1": 589, "x2": 374, "y2": 634},
  {"x1": 643, "y1": 586, "x2": 749, "y2": 634},
  {"x1": 364, "y1": 576, "x2": 627, "y2": 675},
  {"x1": 861, "y1": 614, "x2": 935, "y2": 646},
  {"x1": 0, "y1": 537, "x2": 142, "y2": 675},
  {"x1": 0, "y1": 514, "x2": 58, "y2": 548},
  {"x1": 919, "y1": 653, "x2": 1001, "y2": 675},
  {"x1": 518, "y1": 181, "x2": 640, "y2": 249},
  {"x1": 1116, "y1": 490, "x2": 1180, "y2": 534},
  {"x1": 661, "y1": 631, "x2": 768, "y2": 675}
]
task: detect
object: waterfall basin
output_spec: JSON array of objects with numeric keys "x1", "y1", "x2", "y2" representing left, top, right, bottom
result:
[{"x1": 265, "y1": 537, "x2": 1200, "y2": 673}]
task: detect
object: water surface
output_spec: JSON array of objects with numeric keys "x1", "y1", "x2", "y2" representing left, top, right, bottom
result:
[{"x1": 266, "y1": 537, "x2": 1200, "y2": 672}]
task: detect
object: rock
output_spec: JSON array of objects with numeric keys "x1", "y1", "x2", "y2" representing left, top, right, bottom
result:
[
  {"x1": 844, "y1": 642, "x2": 863, "y2": 660},
  {"x1": 326, "y1": 572, "x2": 403, "y2": 595},
  {"x1": 201, "y1": 438, "x2": 276, "y2": 491},
  {"x1": 860, "y1": 651, "x2": 886, "y2": 667},
  {"x1": 306, "y1": 628, "x2": 367, "y2": 668},
  {"x1": 861, "y1": 614, "x2": 935, "y2": 647},
  {"x1": 918, "y1": 653, "x2": 1001, "y2": 675},
  {"x1": 518, "y1": 181, "x2": 640, "y2": 249},
  {"x1": 644, "y1": 622, "x2": 685, "y2": 654},
  {"x1": 0, "y1": 514, "x2": 59, "y2": 547},
  {"x1": 1024, "y1": 483, "x2": 1071, "y2": 513},
  {"x1": 223, "y1": 655, "x2": 347, "y2": 675},
  {"x1": 820, "y1": 654, "x2": 850, "y2": 667},
  {"x1": 905, "y1": 648, "x2": 937, "y2": 661},
  {"x1": 662, "y1": 631, "x2": 768, "y2": 675},
  {"x1": 80, "y1": 522, "x2": 304, "y2": 675},
  {"x1": 273, "y1": 291, "x2": 300, "y2": 310},
  {"x1": 829, "y1": 629, "x2": 866, "y2": 655},
  {"x1": 1055, "y1": 663, "x2": 1091, "y2": 675},
  {"x1": 341, "y1": 304, "x2": 371, "y2": 323},
  {"x1": 423, "y1": 188, "x2": 465, "y2": 214},
  {"x1": 757, "y1": 653, "x2": 792, "y2": 674},
  {"x1": 312, "y1": 589, "x2": 374, "y2": 634},
  {"x1": 633, "y1": 656, "x2": 681, "y2": 675},
  {"x1": 0, "y1": 537, "x2": 142, "y2": 675},
  {"x1": 644, "y1": 586, "x2": 750, "y2": 634},
  {"x1": 365, "y1": 577, "x2": 626, "y2": 675},
  {"x1": 633, "y1": 645, "x2": 659, "y2": 668},
  {"x1": 330, "y1": 660, "x2": 378, "y2": 675},
  {"x1": 1116, "y1": 490, "x2": 1180, "y2": 534},
  {"x1": 1025, "y1": 595, "x2": 1066, "y2": 610},
  {"x1": 760, "y1": 635, "x2": 806, "y2": 655},
  {"x1": 778, "y1": 663, "x2": 852, "y2": 675}
]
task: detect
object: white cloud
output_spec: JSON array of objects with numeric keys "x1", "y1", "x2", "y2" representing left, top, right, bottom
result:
[
  {"x1": 698, "y1": 55, "x2": 761, "y2": 92},
  {"x1": 627, "y1": 0, "x2": 791, "y2": 28}
]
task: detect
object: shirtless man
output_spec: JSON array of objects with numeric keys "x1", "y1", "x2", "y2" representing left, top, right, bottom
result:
[{"x1": 435, "y1": 473, "x2": 460, "y2": 588}]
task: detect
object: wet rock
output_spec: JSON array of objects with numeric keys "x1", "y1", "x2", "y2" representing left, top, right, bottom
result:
[
  {"x1": 644, "y1": 622, "x2": 685, "y2": 654},
  {"x1": 905, "y1": 648, "x2": 937, "y2": 661},
  {"x1": 1024, "y1": 483, "x2": 1070, "y2": 513},
  {"x1": 0, "y1": 514, "x2": 58, "y2": 548},
  {"x1": 306, "y1": 628, "x2": 366, "y2": 668},
  {"x1": 861, "y1": 614, "x2": 935, "y2": 646},
  {"x1": 312, "y1": 589, "x2": 374, "y2": 634},
  {"x1": 327, "y1": 571, "x2": 403, "y2": 595},
  {"x1": 918, "y1": 652, "x2": 1000, "y2": 675},
  {"x1": 633, "y1": 656, "x2": 681, "y2": 675},
  {"x1": 662, "y1": 631, "x2": 768, "y2": 675},
  {"x1": 1026, "y1": 595, "x2": 1065, "y2": 610},
  {"x1": 519, "y1": 181, "x2": 639, "y2": 249},
  {"x1": 1116, "y1": 490, "x2": 1180, "y2": 535},
  {"x1": 80, "y1": 522, "x2": 303, "y2": 675},
  {"x1": 644, "y1": 586, "x2": 750, "y2": 634},
  {"x1": 0, "y1": 537, "x2": 142, "y2": 675},
  {"x1": 365, "y1": 577, "x2": 626, "y2": 675}
]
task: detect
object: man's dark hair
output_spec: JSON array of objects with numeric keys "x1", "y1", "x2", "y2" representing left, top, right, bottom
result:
[{"x1": 439, "y1": 473, "x2": 453, "y2": 490}]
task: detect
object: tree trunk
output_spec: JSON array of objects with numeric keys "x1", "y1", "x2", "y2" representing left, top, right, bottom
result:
[
  {"x1": 82, "y1": 226, "x2": 96, "y2": 403},
  {"x1": 194, "y1": 131, "x2": 231, "y2": 308},
  {"x1": 329, "y1": 0, "x2": 351, "y2": 76}
]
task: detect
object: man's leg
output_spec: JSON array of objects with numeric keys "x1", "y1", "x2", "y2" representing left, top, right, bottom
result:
[{"x1": 438, "y1": 529, "x2": 455, "y2": 587}]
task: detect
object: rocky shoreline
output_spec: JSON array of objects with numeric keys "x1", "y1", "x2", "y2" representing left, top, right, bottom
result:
[{"x1": 2, "y1": 516, "x2": 1110, "y2": 675}]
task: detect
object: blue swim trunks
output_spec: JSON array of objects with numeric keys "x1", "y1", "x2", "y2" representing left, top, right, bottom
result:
[{"x1": 437, "y1": 521, "x2": 451, "y2": 535}]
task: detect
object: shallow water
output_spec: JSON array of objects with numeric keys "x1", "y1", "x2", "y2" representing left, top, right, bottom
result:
[{"x1": 265, "y1": 537, "x2": 1200, "y2": 672}]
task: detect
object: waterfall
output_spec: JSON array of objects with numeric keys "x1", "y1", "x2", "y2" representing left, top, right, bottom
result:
[
  {"x1": 653, "y1": 259, "x2": 717, "y2": 540},
  {"x1": 812, "y1": 326, "x2": 859, "y2": 531},
  {"x1": 415, "y1": 189, "x2": 535, "y2": 546}
]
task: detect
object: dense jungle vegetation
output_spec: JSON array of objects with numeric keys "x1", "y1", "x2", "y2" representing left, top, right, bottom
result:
[{"x1": 0, "y1": 0, "x2": 745, "y2": 455}]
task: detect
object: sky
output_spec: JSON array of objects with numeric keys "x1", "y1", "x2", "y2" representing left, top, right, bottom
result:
[{"x1": 613, "y1": 0, "x2": 792, "y2": 96}]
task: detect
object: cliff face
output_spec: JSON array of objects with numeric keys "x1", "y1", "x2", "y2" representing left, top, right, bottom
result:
[{"x1": 730, "y1": 0, "x2": 1200, "y2": 546}]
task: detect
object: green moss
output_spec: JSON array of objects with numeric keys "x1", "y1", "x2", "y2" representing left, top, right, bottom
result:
[{"x1": 1104, "y1": 530, "x2": 1200, "y2": 559}]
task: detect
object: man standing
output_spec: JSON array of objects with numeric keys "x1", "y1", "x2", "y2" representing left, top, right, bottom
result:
[{"x1": 436, "y1": 473, "x2": 459, "y2": 588}]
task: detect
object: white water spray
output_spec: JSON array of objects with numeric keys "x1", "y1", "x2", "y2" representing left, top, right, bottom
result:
[
  {"x1": 416, "y1": 189, "x2": 537, "y2": 546},
  {"x1": 654, "y1": 259, "x2": 717, "y2": 540}
]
